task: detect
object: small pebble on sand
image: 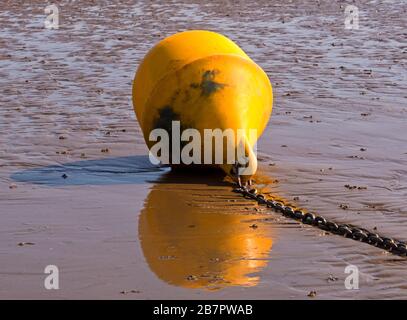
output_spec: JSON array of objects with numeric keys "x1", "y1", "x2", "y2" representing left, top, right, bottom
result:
[
  {"x1": 327, "y1": 275, "x2": 339, "y2": 282},
  {"x1": 120, "y1": 289, "x2": 140, "y2": 294}
]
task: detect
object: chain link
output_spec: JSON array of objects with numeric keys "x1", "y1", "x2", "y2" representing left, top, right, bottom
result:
[{"x1": 233, "y1": 185, "x2": 407, "y2": 256}]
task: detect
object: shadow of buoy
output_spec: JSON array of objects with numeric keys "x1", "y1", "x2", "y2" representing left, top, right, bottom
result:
[{"x1": 10, "y1": 155, "x2": 168, "y2": 186}]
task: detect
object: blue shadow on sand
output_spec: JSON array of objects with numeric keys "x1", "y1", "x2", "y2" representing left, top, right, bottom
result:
[{"x1": 11, "y1": 155, "x2": 170, "y2": 186}]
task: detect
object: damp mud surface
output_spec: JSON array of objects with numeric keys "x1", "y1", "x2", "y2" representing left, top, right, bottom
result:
[{"x1": 0, "y1": 0, "x2": 406, "y2": 299}]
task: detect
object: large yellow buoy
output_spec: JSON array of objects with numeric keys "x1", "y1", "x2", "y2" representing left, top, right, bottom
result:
[{"x1": 132, "y1": 30, "x2": 273, "y2": 181}]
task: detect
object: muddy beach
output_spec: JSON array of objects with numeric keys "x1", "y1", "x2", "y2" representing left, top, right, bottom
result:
[{"x1": 0, "y1": 0, "x2": 406, "y2": 299}]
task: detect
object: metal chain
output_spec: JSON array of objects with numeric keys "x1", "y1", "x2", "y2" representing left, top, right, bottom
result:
[{"x1": 232, "y1": 185, "x2": 407, "y2": 257}]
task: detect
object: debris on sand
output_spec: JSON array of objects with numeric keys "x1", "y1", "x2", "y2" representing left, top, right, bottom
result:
[
  {"x1": 17, "y1": 242, "x2": 35, "y2": 246},
  {"x1": 347, "y1": 155, "x2": 365, "y2": 160},
  {"x1": 327, "y1": 275, "x2": 339, "y2": 282},
  {"x1": 307, "y1": 290, "x2": 317, "y2": 298},
  {"x1": 120, "y1": 289, "x2": 140, "y2": 294}
]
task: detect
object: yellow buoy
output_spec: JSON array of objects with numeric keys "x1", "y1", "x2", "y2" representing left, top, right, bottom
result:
[{"x1": 132, "y1": 30, "x2": 273, "y2": 181}]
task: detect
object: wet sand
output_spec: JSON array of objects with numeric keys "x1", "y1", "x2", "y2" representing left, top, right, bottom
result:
[{"x1": 1, "y1": 0, "x2": 406, "y2": 299}]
